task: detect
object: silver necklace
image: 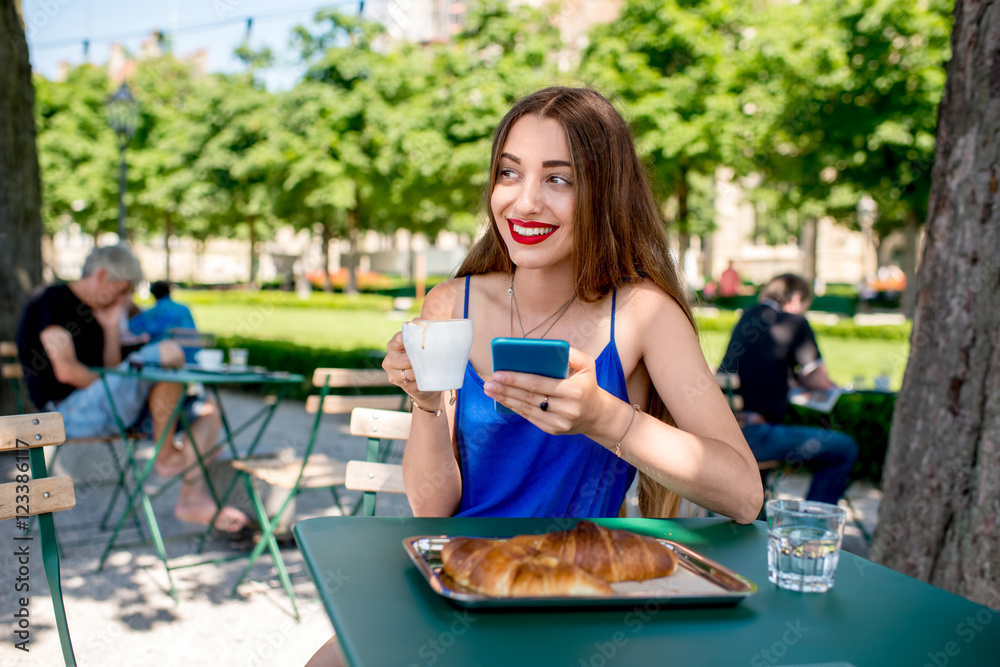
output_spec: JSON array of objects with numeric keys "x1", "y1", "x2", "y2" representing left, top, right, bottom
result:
[{"x1": 508, "y1": 273, "x2": 577, "y2": 339}]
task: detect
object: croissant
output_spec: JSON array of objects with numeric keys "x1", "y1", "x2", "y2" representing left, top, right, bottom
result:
[
  {"x1": 441, "y1": 537, "x2": 614, "y2": 597},
  {"x1": 507, "y1": 520, "x2": 678, "y2": 582}
]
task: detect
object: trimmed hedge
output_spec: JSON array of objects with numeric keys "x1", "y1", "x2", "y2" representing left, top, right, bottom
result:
[
  {"x1": 215, "y1": 336, "x2": 396, "y2": 403},
  {"x1": 695, "y1": 310, "x2": 912, "y2": 341},
  {"x1": 216, "y1": 336, "x2": 895, "y2": 485},
  {"x1": 785, "y1": 391, "x2": 896, "y2": 484}
]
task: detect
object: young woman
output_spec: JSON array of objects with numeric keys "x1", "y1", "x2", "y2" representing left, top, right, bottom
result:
[{"x1": 382, "y1": 86, "x2": 762, "y2": 523}]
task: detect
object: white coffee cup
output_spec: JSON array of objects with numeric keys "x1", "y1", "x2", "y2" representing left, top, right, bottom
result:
[
  {"x1": 195, "y1": 348, "x2": 224, "y2": 371},
  {"x1": 402, "y1": 319, "x2": 473, "y2": 391}
]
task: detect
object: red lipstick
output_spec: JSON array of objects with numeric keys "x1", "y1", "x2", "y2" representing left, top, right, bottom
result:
[{"x1": 508, "y1": 219, "x2": 558, "y2": 245}]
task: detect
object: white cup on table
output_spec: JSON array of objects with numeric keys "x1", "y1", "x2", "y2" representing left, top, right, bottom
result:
[
  {"x1": 195, "y1": 348, "x2": 224, "y2": 371},
  {"x1": 402, "y1": 319, "x2": 473, "y2": 391}
]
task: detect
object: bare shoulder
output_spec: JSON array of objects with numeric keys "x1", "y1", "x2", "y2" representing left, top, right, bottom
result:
[
  {"x1": 619, "y1": 280, "x2": 692, "y2": 327},
  {"x1": 421, "y1": 278, "x2": 466, "y2": 320}
]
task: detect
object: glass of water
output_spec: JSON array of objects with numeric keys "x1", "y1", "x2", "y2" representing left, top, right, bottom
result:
[
  {"x1": 766, "y1": 499, "x2": 846, "y2": 592},
  {"x1": 228, "y1": 348, "x2": 249, "y2": 371}
]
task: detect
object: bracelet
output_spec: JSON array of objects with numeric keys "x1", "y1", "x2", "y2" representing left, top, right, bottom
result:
[
  {"x1": 614, "y1": 404, "x2": 641, "y2": 458},
  {"x1": 411, "y1": 397, "x2": 443, "y2": 417}
]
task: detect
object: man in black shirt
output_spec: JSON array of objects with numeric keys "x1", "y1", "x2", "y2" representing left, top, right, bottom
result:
[
  {"x1": 16, "y1": 244, "x2": 248, "y2": 531},
  {"x1": 717, "y1": 274, "x2": 857, "y2": 505}
]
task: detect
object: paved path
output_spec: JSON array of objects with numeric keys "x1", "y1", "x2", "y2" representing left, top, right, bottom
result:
[{"x1": 0, "y1": 390, "x2": 880, "y2": 666}]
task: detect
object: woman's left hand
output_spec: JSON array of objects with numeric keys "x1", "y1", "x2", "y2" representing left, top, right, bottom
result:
[{"x1": 484, "y1": 347, "x2": 607, "y2": 435}]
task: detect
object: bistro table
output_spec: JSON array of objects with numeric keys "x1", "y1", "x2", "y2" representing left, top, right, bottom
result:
[
  {"x1": 93, "y1": 364, "x2": 305, "y2": 602},
  {"x1": 295, "y1": 517, "x2": 1000, "y2": 667}
]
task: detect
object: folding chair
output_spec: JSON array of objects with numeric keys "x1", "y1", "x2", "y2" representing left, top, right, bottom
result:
[
  {"x1": 345, "y1": 408, "x2": 411, "y2": 517},
  {"x1": 0, "y1": 412, "x2": 77, "y2": 666},
  {"x1": 228, "y1": 370, "x2": 406, "y2": 618},
  {"x1": 2, "y1": 341, "x2": 143, "y2": 541}
]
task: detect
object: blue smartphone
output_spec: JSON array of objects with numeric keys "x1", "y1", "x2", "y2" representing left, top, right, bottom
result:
[{"x1": 491, "y1": 337, "x2": 570, "y2": 414}]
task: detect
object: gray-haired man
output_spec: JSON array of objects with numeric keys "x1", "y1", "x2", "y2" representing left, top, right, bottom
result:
[{"x1": 16, "y1": 244, "x2": 249, "y2": 531}]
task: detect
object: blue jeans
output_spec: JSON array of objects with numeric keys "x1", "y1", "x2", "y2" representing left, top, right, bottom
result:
[{"x1": 742, "y1": 423, "x2": 858, "y2": 505}]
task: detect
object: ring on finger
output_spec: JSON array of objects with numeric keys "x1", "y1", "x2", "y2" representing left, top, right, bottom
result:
[
  {"x1": 400, "y1": 369, "x2": 408, "y2": 384},
  {"x1": 540, "y1": 396, "x2": 549, "y2": 412}
]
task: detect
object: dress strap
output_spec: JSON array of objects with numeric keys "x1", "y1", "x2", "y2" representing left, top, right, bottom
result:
[
  {"x1": 610, "y1": 288, "x2": 617, "y2": 345},
  {"x1": 463, "y1": 275, "x2": 471, "y2": 318}
]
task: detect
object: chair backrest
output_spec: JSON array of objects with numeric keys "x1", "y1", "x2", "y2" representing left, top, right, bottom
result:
[
  {"x1": 306, "y1": 368, "x2": 407, "y2": 414},
  {"x1": 347, "y1": 408, "x2": 411, "y2": 516},
  {"x1": 165, "y1": 328, "x2": 216, "y2": 348},
  {"x1": 0, "y1": 412, "x2": 76, "y2": 665}
]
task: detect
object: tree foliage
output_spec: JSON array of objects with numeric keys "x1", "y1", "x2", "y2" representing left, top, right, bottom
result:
[{"x1": 30, "y1": 0, "x2": 952, "y2": 286}]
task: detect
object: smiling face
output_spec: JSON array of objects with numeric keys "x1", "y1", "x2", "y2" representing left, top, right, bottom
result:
[{"x1": 489, "y1": 115, "x2": 576, "y2": 273}]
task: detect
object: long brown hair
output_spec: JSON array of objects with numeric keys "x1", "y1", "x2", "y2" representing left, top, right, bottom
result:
[{"x1": 457, "y1": 86, "x2": 693, "y2": 518}]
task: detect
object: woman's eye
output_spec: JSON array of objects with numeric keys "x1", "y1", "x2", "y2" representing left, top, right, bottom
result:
[
  {"x1": 550, "y1": 175, "x2": 572, "y2": 186},
  {"x1": 498, "y1": 168, "x2": 516, "y2": 179}
]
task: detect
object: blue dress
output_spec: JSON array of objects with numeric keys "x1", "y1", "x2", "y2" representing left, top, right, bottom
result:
[{"x1": 454, "y1": 275, "x2": 637, "y2": 517}]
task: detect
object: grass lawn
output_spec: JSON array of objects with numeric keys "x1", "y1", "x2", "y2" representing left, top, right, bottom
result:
[{"x1": 190, "y1": 304, "x2": 910, "y2": 390}]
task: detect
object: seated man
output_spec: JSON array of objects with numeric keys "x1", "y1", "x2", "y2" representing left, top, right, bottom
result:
[
  {"x1": 717, "y1": 273, "x2": 857, "y2": 505},
  {"x1": 128, "y1": 280, "x2": 197, "y2": 343},
  {"x1": 15, "y1": 244, "x2": 248, "y2": 531}
]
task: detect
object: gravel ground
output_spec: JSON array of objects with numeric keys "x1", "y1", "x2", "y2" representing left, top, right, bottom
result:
[{"x1": 0, "y1": 390, "x2": 880, "y2": 666}]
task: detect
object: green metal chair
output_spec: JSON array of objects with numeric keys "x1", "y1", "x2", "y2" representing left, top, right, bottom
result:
[
  {"x1": 0, "y1": 412, "x2": 77, "y2": 666},
  {"x1": 228, "y1": 371, "x2": 407, "y2": 618},
  {"x1": 345, "y1": 408, "x2": 410, "y2": 517},
  {"x1": 2, "y1": 341, "x2": 144, "y2": 542}
]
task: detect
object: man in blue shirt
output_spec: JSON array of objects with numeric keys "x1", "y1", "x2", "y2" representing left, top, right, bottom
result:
[{"x1": 129, "y1": 281, "x2": 196, "y2": 342}]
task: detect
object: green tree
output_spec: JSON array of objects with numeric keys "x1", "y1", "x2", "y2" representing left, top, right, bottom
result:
[
  {"x1": 184, "y1": 71, "x2": 284, "y2": 286},
  {"x1": 33, "y1": 64, "x2": 119, "y2": 240},
  {"x1": 581, "y1": 0, "x2": 743, "y2": 272}
]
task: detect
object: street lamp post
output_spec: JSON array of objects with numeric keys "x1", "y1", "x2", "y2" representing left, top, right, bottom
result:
[{"x1": 106, "y1": 83, "x2": 139, "y2": 241}]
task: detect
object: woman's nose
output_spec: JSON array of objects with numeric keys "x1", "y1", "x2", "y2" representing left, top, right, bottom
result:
[{"x1": 513, "y1": 180, "x2": 541, "y2": 216}]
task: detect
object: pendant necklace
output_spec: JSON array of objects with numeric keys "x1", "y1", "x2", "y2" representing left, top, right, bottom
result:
[{"x1": 508, "y1": 271, "x2": 577, "y2": 339}]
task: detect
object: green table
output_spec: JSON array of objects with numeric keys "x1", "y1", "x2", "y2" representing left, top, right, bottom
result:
[
  {"x1": 93, "y1": 365, "x2": 304, "y2": 603},
  {"x1": 294, "y1": 517, "x2": 1000, "y2": 667}
]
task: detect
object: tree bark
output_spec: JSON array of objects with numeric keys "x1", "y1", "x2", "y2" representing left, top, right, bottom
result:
[
  {"x1": 872, "y1": 0, "x2": 1000, "y2": 607},
  {"x1": 0, "y1": 1, "x2": 44, "y2": 415}
]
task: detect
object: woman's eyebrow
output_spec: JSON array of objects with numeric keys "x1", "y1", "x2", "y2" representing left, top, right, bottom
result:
[{"x1": 499, "y1": 152, "x2": 571, "y2": 169}]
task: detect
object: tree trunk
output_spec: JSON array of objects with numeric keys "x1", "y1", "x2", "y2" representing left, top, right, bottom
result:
[
  {"x1": 345, "y1": 181, "x2": 360, "y2": 295},
  {"x1": 247, "y1": 216, "x2": 258, "y2": 287},
  {"x1": 0, "y1": 1, "x2": 44, "y2": 415},
  {"x1": 321, "y1": 218, "x2": 333, "y2": 293},
  {"x1": 872, "y1": 0, "x2": 1000, "y2": 607},
  {"x1": 345, "y1": 207, "x2": 359, "y2": 295},
  {"x1": 164, "y1": 211, "x2": 173, "y2": 282},
  {"x1": 801, "y1": 216, "x2": 818, "y2": 285},
  {"x1": 900, "y1": 210, "x2": 920, "y2": 319},
  {"x1": 675, "y1": 166, "x2": 690, "y2": 280}
]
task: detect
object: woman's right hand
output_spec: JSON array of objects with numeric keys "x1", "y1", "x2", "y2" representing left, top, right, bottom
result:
[{"x1": 383, "y1": 330, "x2": 444, "y2": 410}]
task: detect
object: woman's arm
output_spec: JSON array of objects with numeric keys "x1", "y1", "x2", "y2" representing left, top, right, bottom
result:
[
  {"x1": 486, "y1": 285, "x2": 763, "y2": 523},
  {"x1": 384, "y1": 279, "x2": 464, "y2": 516}
]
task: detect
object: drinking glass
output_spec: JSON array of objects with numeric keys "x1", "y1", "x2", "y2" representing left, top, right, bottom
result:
[
  {"x1": 229, "y1": 348, "x2": 249, "y2": 371},
  {"x1": 766, "y1": 499, "x2": 846, "y2": 592}
]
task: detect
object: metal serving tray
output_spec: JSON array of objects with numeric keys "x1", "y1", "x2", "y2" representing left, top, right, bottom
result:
[{"x1": 403, "y1": 535, "x2": 758, "y2": 609}]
